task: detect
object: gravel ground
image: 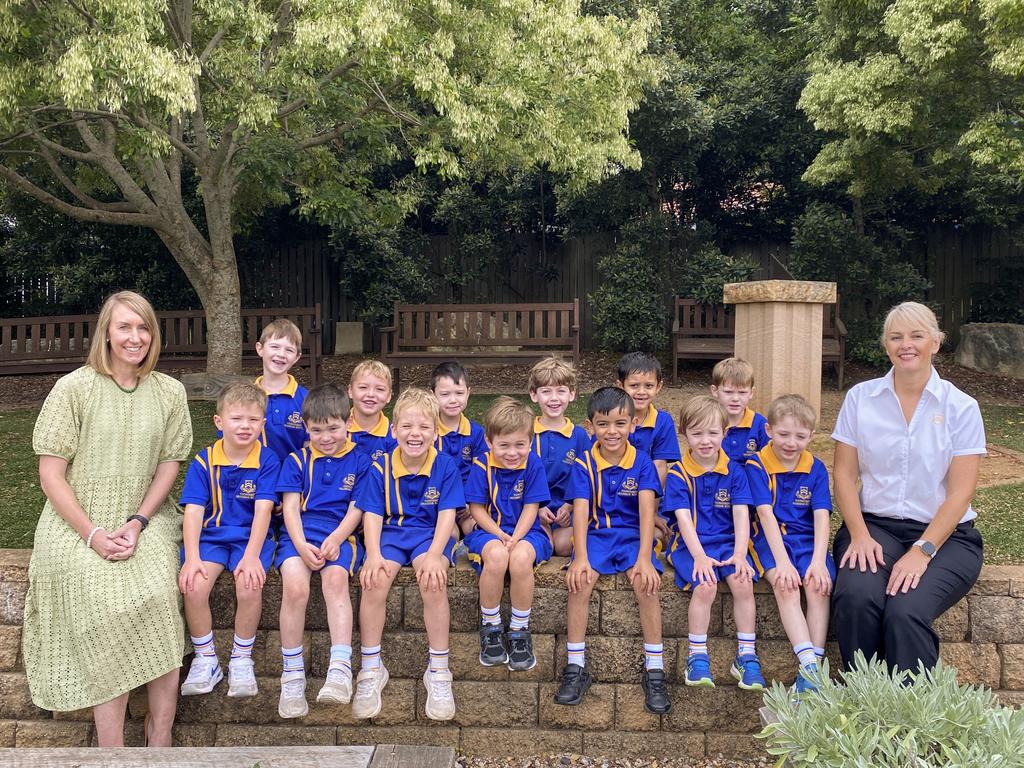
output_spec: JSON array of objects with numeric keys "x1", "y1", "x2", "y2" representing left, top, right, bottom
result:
[{"x1": 455, "y1": 755, "x2": 771, "y2": 768}]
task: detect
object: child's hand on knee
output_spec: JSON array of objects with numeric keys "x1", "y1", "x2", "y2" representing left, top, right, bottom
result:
[
  {"x1": 628, "y1": 560, "x2": 660, "y2": 596},
  {"x1": 774, "y1": 560, "x2": 801, "y2": 592},
  {"x1": 566, "y1": 558, "x2": 593, "y2": 593},
  {"x1": 692, "y1": 554, "x2": 720, "y2": 585},
  {"x1": 178, "y1": 558, "x2": 208, "y2": 594},
  {"x1": 234, "y1": 556, "x2": 266, "y2": 590},
  {"x1": 415, "y1": 553, "x2": 448, "y2": 592},
  {"x1": 360, "y1": 555, "x2": 387, "y2": 590},
  {"x1": 804, "y1": 561, "x2": 832, "y2": 596}
]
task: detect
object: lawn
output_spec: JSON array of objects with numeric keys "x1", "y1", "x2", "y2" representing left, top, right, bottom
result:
[{"x1": 981, "y1": 404, "x2": 1024, "y2": 454}]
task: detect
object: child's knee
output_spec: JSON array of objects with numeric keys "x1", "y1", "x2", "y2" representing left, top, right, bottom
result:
[
  {"x1": 482, "y1": 542, "x2": 510, "y2": 569},
  {"x1": 691, "y1": 581, "x2": 717, "y2": 604},
  {"x1": 234, "y1": 580, "x2": 263, "y2": 605},
  {"x1": 419, "y1": 583, "x2": 449, "y2": 609},
  {"x1": 508, "y1": 547, "x2": 535, "y2": 576},
  {"x1": 726, "y1": 574, "x2": 755, "y2": 598},
  {"x1": 321, "y1": 569, "x2": 351, "y2": 598},
  {"x1": 282, "y1": 576, "x2": 310, "y2": 605}
]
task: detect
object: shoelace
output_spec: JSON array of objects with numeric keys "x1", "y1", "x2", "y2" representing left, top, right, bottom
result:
[
  {"x1": 509, "y1": 637, "x2": 529, "y2": 655},
  {"x1": 354, "y1": 675, "x2": 377, "y2": 698},
  {"x1": 427, "y1": 675, "x2": 453, "y2": 700},
  {"x1": 281, "y1": 677, "x2": 305, "y2": 697},
  {"x1": 231, "y1": 661, "x2": 255, "y2": 683},
  {"x1": 646, "y1": 673, "x2": 667, "y2": 694},
  {"x1": 187, "y1": 658, "x2": 218, "y2": 683}
]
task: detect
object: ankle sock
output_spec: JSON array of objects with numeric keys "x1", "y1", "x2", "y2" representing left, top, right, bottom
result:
[
  {"x1": 509, "y1": 606, "x2": 531, "y2": 631},
  {"x1": 230, "y1": 634, "x2": 255, "y2": 661},
  {"x1": 688, "y1": 634, "x2": 708, "y2": 658},
  {"x1": 429, "y1": 647, "x2": 449, "y2": 673},
  {"x1": 191, "y1": 631, "x2": 216, "y2": 658},
  {"x1": 794, "y1": 641, "x2": 817, "y2": 668},
  {"x1": 567, "y1": 641, "x2": 586, "y2": 668},
  {"x1": 814, "y1": 646, "x2": 826, "y2": 661},
  {"x1": 481, "y1": 604, "x2": 502, "y2": 627},
  {"x1": 281, "y1": 644, "x2": 304, "y2": 674},
  {"x1": 644, "y1": 643, "x2": 664, "y2": 671},
  {"x1": 738, "y1": 632, "x2": 757, "y2": 657},
  {"x1": 329, "y1": 644, "x2": 353, "y2": 673},
  {"x1": 361, "y1": 644, "x2": 382, "y2": 671}
]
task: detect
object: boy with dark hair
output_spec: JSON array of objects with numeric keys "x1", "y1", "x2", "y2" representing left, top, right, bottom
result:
[{"x1": 616, "y1": 352, "x2": 681, "y2": 487}]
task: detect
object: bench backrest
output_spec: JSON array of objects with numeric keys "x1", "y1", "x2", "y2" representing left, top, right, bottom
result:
[
  {"x1": 390, "y1": 301, "x2": 579, "y2": 349},
  {"x1": 675, "y1": 297, "x2": 843, "y2": 339}
]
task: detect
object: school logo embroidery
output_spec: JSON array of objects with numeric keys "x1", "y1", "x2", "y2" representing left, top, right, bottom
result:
[
  {"x1": 423, "y1": 487, "x2": 441, "y2": 505},
  {"x1": 238, "y1": 480, "x2": 257, "y2": 500},
  {"x1": 286, "y1": 411, "x2": 303, "y2": 429},
  {"x1": 932, "y1": 413, "x2": 945, "y2": 425},
  {"x1": 511, "y1": 478, "x2": 525, "y2": 500},
  {"x1": 342, "y1": 473, "x2": 356, "y2": 491},
  {"x1": 371, "y1": 448, "x2": 386, "y2": 461},
  {"x1": 714, "y1": 488, "x2": 731, "y2": 508},
  {"x1": 795, "y1": 486, "x2": 812, "y2": 505},
  {"x1": 746, "y1": 438, "x2": 758, "y2": 454},
  {"x1": 461, "y1": 445, "x2": 473, "y2": 459},
  {"x1": 619, "y1": 477, "x2": 639, "y2": 497},
  {"x1": 563, "y1": 449, "x2": 577, "y2": 465}
]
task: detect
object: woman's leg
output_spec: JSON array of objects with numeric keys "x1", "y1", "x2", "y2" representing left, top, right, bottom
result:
[
  {"x1": 144, "y1": 667, "x2": 180, "y2": 747},
  {"x1": 92, "y1": 693, "x2": 129, "y2": 747}
]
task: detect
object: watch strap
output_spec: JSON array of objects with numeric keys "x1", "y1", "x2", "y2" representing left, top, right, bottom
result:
[{"x1": 127, "y1": 514, "x2": 150, "y2": 531}]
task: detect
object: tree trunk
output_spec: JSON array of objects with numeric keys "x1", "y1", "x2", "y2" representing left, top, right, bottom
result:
[{"x1": 852, "y1": 195, "x2": 865, "y2": 236}]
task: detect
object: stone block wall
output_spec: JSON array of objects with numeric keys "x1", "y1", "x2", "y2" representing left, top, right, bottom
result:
[{"x1": 0, "y1": 550, "x2": 1022, "y2": 757}]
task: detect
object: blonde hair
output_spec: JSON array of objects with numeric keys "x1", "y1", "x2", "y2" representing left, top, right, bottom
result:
[
  {"x1": 528, "y1": 357, "x2": 577, "y2": 391},
  {"x1": 484, "y1": 396, "x2": 534, "y2": 439},
  {"x1": 712, "y1": 357, "x2": 755, "y2": 388},
  {"x1": 392, "y1": 386, "x2": 439, "y2": 424},
  {"x1": 678, "y1": 395, "x2": 729, "y2": 433},
  {"x1": 350, "y1": 359, "x2": 393, "y2": 389},
  {"x1": 766, "y1": 394, "x2": 816, "y2": 431},
  {"x1": 259, "y1": 318, "x2": 302, "y2": 348},
  {"x1": 88, "y1": 291, "x2": 161, "y2": 378},
  {"x1": 217, "y1": 382, "x2": 267, "y2": 414},
  {"x1": 881, "y1": 301, "x2": 945, "y2": 346}
]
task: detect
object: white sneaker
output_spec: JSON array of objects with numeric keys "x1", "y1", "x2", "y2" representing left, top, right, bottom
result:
[
  {"x1": 227, "y1": 657, "x2": 258, "y2": 698},
  {"x1": 422, "y1": 668, "x2": 455, "y2": 721},
  {"x1": 278, "y1": 673, "x2": 308, "y2": 719},
  {"x1": 317, "y1": 666, "x2": 353, "y2": 704},
  {"x1": 180, "y1": 655, "x2": 223, "y2": 696},
  {"x1": 351, "y1": 665, "x2": 389, "y2": 719}
]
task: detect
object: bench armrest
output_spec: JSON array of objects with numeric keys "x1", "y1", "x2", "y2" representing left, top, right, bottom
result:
[
  {"x1": 672, "y1": 319, "x2": 680, "y2": 334},
  {"x1": 835, "y1": 318, "x2": 848, "y2": 337},
  {"x1": 380, "y1": 325, "x2": 397, "y2": 333}
]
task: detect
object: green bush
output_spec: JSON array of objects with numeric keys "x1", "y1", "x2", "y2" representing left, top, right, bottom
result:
[
  {"x1": 676, "y1": 246, "x2": 759, "y2": 305},
  {"x1": 760, "y1": 654, "x2": 1024, "y2": 767}
]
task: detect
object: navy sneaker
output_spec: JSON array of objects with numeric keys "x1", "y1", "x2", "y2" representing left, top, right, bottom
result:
[
  {"x1": 731, "y1": 653, "x2": 766, "y2": 690},
  {"x1": 506, "y1": 629, "x2": 536, "y2": 672},
  {"x1": 553, "y1": 663, "x2": 592, "y2": 705},
  {"x1": 685, "y1": 653, "x2": 715, "y2": 688},
  {"x1": 478, "y1": 624, "x2": 508, "y2": 666},
  {"x1": 641, "y1": 667, "x2": 672, "y2": 714}
]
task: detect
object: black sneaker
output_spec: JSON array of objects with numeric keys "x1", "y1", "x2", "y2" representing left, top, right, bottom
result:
[
  {"x1": 506, "y1": 629, "x2": 536, "y2": 672},
  {"x1": 553, "y1": 663, "x2": 592, "y2": 706},
  {"x1": 478, "y1": 624, "x2": 508, "y2": 666},
  {"x1": 641, "y1": 667, "x2": 672, "y2": 714}
]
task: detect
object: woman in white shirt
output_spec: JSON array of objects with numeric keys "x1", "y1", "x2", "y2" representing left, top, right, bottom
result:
[{"x1": 831, "y1": 301, "x2": 985, "y2": 673}]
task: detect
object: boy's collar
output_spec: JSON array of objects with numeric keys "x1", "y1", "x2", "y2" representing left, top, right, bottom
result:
[
  {"x1": 210, "y1": 439, "x2": 262, "y2": 468},
  {"x1": 637, "y1": 405, "x2": 659, "y2": 429},
  {"x1": 681, "y1": 449, "x2": 730, "y2": 477},
  {"x1": 392, "y1": 446, "x2": 438, "y2": 477},
  {"x1": 759, "y1": 444, "x2": 813, "y2": 475},
  {"x1": 593, "y1": 443, "x2": 637, "y2": 471},
  {"x1": 350, "y1": 411, "x2": 390, "y2": 437},
  {"x1": 437, "y1": 414, "x2": 471, "y2": 437},
  {"x1": 730, "y1": 408, "x2": 755, "y2": 430},
  {"x1": 310, "y1": 441, "x2": 356, "y2": 460},
  {"x1": 534, "y1": 415, "x2": 574, "y2": 438},
  {"x1": 255, "y1": 373, "x2": 298, "y2": 397},
  {"x1": 487, "y1": 452, "x2": 528, "y2": 471}
]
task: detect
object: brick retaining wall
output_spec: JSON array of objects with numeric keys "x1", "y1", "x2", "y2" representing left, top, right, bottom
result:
[{"x1": 0, "y1": 550, "x2": 1022, "y2": 757}]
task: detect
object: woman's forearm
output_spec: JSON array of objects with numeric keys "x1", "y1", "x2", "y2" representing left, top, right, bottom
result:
[
  {"x1": 136, "y1": 461, "x2": 180, "y2": 519},
  {"x1": 38, "y1": 455, "x2": 92, "y2": 540},
  {"x1": 921, "y1": 454, "x2": 982, "y2": 549}
]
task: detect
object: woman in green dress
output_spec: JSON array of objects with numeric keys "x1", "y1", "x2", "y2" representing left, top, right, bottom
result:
[{"x1": 24, "y1": 290, "x2": 193, "y2": 747}]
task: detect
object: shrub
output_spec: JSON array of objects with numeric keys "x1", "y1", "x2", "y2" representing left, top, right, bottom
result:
[
  {"x1": 759, "y1": 654, "x2": 1024, "y2": 767},
  {"x1": 676, "y1": 245, "x2": 758, "y2": 305}
]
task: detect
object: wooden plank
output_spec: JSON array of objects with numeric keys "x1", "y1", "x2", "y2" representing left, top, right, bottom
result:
[
  {"x1": 368, "y1": 744, "x2": 455, "y2": 768},
  {"x1": 0, "y1": 746, "x2": 375, "y2": 768}
]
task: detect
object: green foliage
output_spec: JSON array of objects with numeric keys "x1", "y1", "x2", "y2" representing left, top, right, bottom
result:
[
  {"x1": 676, "y1": 246, "x2": 758, "y2": 306},
  {"x1": 760, "y1": 654, "x2": 1024, "y2": 767}
]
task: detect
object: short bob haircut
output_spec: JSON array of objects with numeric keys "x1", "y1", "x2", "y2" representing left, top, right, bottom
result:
[
  {"x1": 350, "y1": 359, "x2": 393, "y2": 390},
  {"x1": 765, "y1": 393, "x2": 816, "y2": 431},
  {"x1": 392, "y1": 386, "x2": 439, "y2": 425},
  {"x1": 587, "y1": 386, "x2": 635, "y2": 420},
  {"x1": 483, "y1": 396, "x2": 534, "y2": 439},
  {"x1": 303, "y1": 384, "x2": 351, "y2": 424},
  {"x1": 881, "y1": 301, "x2": 945, "y2": 346},
  {"x1": 87, "y1": 290, "x2": 161, "y2": 378},
  {"x1": 217, "y1": 382, "x2": 268, "y2": 415},
  {"x1": 259, "y1": 318, "x2": 303, "y2": 349},
  {"x1": 678, "y1": 395, "x2": 729, "y2": 434},
  {"x1": 712, "y1": 357, "x2": 755, "y2": 389},
  {"x1": 528, "y1": 357, "x2": 577, "y2": 392}
]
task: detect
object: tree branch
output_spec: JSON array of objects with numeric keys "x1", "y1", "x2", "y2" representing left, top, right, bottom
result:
[
  {"x1": 277, "y1": 58, "x2": 361, "y2": 120},
  {"x1": 36, "y1": 143, "x2": 140, "y2": 213},
  {"x1": 199, "y1": 25, "x2": 228, "y2": 64},
  {"x1": 73, "y1": 119, "x2": 160, "y2": 213},
  {"x1": 295, "y1": 98, "x2": 383, "y2": 149}
]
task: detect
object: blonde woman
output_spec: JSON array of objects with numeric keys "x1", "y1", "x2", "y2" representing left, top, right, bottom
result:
[
  {"x1": 24, "y1": 291, "x2": 192, "y2": 746},
  {"x1": 831, "y1": 301, "x2": 985, "y2": 673}
]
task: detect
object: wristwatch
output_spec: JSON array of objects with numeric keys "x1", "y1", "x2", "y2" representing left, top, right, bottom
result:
[
  {"x1": 126, "y1": 514, "x2": 150, "y2": 531},
  {"x1": 913, "y1": 539, "x2": 937, "y2": 558}
]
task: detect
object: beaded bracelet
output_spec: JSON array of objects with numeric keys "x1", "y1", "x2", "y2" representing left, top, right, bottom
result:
[{"x1": 85, "y1": 526, "x2": 102, "y2": 550}]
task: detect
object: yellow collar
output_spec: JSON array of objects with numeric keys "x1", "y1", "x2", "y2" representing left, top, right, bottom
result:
[
  {"x1": 681, "y1": 449, "x2": 730, "y2": 476},
  {"x1": 487, "y1": 452, "x2": 528, "y2": 471},
  {"x1": 438, "y1": 414, "x2": 472, "y2": 437},
  {"x1": 730, "y1": 408, "x2": 755, "y2": 430},
  {"x1": 758, "y1": 444, "x2": 814, "y2": 474},
  {"x1": 534, "y1": 416, "x2": 574, "y2": 438},
  {"x1": 351, "y1": 411, "x2": 390, "y2": 437},
  {"x1": 593, "y1": 443, "x2": 637, "y2": 471},
  {"x1": 637, "y1": 405, "x2": 659, "y2": 429},
  {"x1": 211, "y1": 439, "x2": 262, "y2": 468},
  {"x1": 255, "y1": 374, "x2": 298, "y2": 397},
  {"x1": 392, "y1": 446, "x2": 437, "y2": 477},
  {"x1": 310, "y1": 441, "x2": 356, "y2": 461}
]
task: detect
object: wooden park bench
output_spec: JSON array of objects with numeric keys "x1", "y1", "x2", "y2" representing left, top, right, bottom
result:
[
  {"x1": 0, "y1": 305, "x2": 323, "y2": 385},
  {"x1": 380, "y1": 300, "x2": 581, "y2": 389},
  {"x1": 671, "y1": 297, "x2": 846, "y2": 388}
]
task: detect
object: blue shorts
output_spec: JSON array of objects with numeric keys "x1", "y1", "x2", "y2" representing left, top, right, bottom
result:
[
  {"x1": 572, "y1": 526, "x2": 662, "y2": 576},
  {"x1": 184, "y1": 525, "x2": 276, "y2": 572},
  {"x1": 464, "y1": 528, "x2": 553, "y2": 574},
  {"x1": 380, "y1": 526, "x2": 457, "y2": 567},
  {"x1": 275, "y1": 512, "x2": 364, "y2": 573},
  {"x1": 667, "y1": 532, "x2": 758, "y2": 590},
  {"x1": 749, "y1": 527, "x2": 837, "y2": 582}
]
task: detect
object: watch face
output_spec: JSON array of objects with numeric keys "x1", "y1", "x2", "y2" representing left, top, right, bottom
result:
[{"x1": 917, "y1": 540, "x2": 936, "y2": 556}]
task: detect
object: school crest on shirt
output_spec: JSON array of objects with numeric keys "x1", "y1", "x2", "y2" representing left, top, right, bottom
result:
[
  {"x1": 511, "y1": 478, "x2": 525, "y2": 500},
  {"x1": 563, "y1": 449, "x2": 577, "y2": 465},
  {"x1": 714, "y1": 488, "x2": 731, "y2": 509},
  {"x1": 423, "y1": 487, "x2": 441, "y2": 505},
  {"x1": 371, "y1": 448, "x2": 386, "y2": 461},
  {"x1": 746, "y1": 438, "x2": 757, "y2": 455},
  {"x1": 342, "y1": 473, "x2": 356, "y2": 492},
  {"x1": 795, "y1": 486, "x2": 812, "y2": 506},
  {"x1": 238, "y1": 479, "x2": 257, "y2": 500},
  {"x1": 286, "y1": 411, "x2": 304, "y2": 429},
  {"x1": 461, "y1": 445, "x2": 473, "y2": 460},
  {"x1": 619, "y1": 477, "x2": 639, "y2": 497}
]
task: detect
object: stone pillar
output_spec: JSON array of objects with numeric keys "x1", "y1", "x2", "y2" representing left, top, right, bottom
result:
[{"x1": 722, "y1": 280, "x2": 837, "y2": 417}]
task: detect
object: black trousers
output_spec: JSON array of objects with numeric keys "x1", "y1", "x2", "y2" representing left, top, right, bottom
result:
[{"x1": 832, "y1": 514, "x2": 983, "y2": 673}]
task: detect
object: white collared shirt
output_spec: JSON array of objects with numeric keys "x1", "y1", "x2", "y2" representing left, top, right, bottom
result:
[{"x1": 832, "y1": 367, "x2": 986, "y2": 523}]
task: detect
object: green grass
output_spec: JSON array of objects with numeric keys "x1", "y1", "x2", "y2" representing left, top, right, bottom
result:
[
  {"x1": 973, "y1": 482, "x2": 1024, "y2": 565},
  {"x1": 0, "y1": 394, "x2": 588, "y2": 550},
  {"x1": 980, "y1": 404, "x2": 1024, "y2": 454}
]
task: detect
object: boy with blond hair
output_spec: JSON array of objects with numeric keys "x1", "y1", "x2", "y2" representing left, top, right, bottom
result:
[
  {"x1": 348, "y1": 360, "x2": 398, "y2": 462},
  {"x1": 711, "y1": 357, "x2": 768, "y2": 461},
  {"x1": 253, "y1": 318, "x2": 309, "y2": 462},
  {"x1": 466, "y1": 397, "x2": 553, "y2": 671},
  {"x1": 747, "y1": 394, "x2": 834, "y2": 693},
  {"x1": 664, "y1": 395, "x2": 764, "y2": 691},
  {"x1": 528, "y1": 358, "x2": 590, "y2": 556},
  {"x1": 354, "y1": 388, "x2": 464, "y2": 721}
]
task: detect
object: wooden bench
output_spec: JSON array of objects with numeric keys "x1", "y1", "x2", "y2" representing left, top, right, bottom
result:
[
  {"x1": 0, "y1": 305, "x2": 323, "y2": 385},
  {"x1": 380, "y1": 300, "x2": 580, "y2": 389},
  {"x1": 671, "y1": 297, "x2": 846, "y2": 388}
]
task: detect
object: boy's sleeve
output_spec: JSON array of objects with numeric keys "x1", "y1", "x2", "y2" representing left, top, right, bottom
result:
[
  {"x1": 385, "y1": 432, "x2": 399, "y2": 453},
  {"x1": 637, "y1": 454, "x2": 663, "y2": 495},
  {"x1": 729, "y1": 462, "x2": 753, "y2": 505},
  {"x1": 295, "y1": 388, "x2": 311, "y2": 445},
  {"x1": 464, "y1": 459, "x2": 490, "y2": 505},
  {"x1": 255, "y1": 451, "x2": 281, "y2": 502},
  {"x1": 179, "y1": 453, "x2": 212, "y2": 508},
  {"x1": 355, "y1": 462, "x2": 386, "y2": 516},
  {"x1": 470, "y1": 422, "x2": 488, "y2": 460},
  {"x1": 662, "y1": 463, "x2": 691, "y2": 515},
  {"x1": 438, "y1": 456, "x2": 466, "y2": 511},
  {"x1": 651, "y1": 412, "x2": 682, "y2": 462},
  {"x1": 276, "y1": 452, "x2": 305, "y2": 494},
  {"x1": 744, "y1": 460, "x2": 773, "y2": 507},
  {"x1": 810, "y1": 459, "x2": 833, "y2": 512},
  {"x1": 754, "y1": 414, "x2": 770, "y2": 451},
  {"x1": 566, "y1": 458, "x2": 593, "y2": 502},
  {"x1": 524, "y1": 455, "x2": 551, "y2": 506}
]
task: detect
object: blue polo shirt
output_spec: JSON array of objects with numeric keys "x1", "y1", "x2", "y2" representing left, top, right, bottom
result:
[
  {"x1": 256, "y1": 374, "x2": 309, "y2": 462},
  {"x1": 745, "y1": 445, "x2": 832, "y2": 535},
  {"x1": 629, "y1": 406, "x2": 681, "y2": 463},
  {"x1": 533, "y1": 417, "x2": 591, "y2": 510},
  {"x1": 465, "y1": 451, "x2": 550, "y2": 535},
  {"x1": 349, "y1": 412, "x2": 399, "y2": 463},
  {"x1": 722, "y1": 408, "x2": 769, "y2": 462},
  {"x1": 435, "y1": 414, "x2": 487, "y2": 485},
  {"x1": 180, "y1": 440, "x2": 280, "y2": 529},
  {"x1": 662, "y1": 450, "x2": 752, "y2": 539},
  {"x1": 277, "y1": 441, "x2": 372, "y2": 519},
  {"x1": 567, "y1": 444, "x2": 661, "y2": 530},
  {"x1": 356, "y1": 447, "x2": 465, "y2": 530}
]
